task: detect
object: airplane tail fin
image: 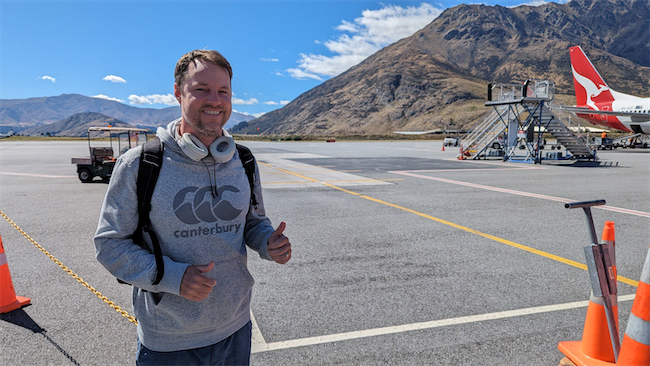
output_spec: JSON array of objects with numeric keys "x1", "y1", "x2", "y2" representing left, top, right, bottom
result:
[{"x1": 570, "y1": 46, "x2": 615, "y2": 108}]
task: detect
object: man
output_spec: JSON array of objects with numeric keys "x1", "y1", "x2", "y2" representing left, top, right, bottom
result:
[{"x1": 94, "y1": 50, "x2": 291, "y2": 365}]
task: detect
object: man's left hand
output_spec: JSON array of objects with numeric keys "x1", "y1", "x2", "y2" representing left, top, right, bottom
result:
[{"x1": 268, "y1": 221, "x2": 291, "y2": 264}]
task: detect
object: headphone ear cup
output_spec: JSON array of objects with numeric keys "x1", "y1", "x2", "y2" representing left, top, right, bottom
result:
[
  {"x1": 178, "y1": 133, "x2": 209, "y2": 161},
  {"x1": 209, "y1": 135, "x2": 236, "y2": 163}
]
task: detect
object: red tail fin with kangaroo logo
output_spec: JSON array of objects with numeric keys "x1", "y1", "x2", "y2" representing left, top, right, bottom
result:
[{"x1": 570, "y1": 46, "x2": 615, "y2": 110}]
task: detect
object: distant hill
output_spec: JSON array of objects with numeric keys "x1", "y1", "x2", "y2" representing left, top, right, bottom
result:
[
  {"x1": 233, "y1": 0, "x2": 650, "y2": 136},
  {"x1": 21, "y1": 112, "x2": 138, "y2": 137},
  {"x1": 0, "y1": 93, "x2": 255, "y2": 131}
]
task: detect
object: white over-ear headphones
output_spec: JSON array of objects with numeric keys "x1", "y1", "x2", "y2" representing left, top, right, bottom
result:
[{"x1": 174, "y1": 124, "x2": 236, "y2": 163}]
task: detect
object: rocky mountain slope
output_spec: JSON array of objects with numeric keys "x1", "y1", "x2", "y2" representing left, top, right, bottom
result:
[
  {"x1": 0, "y1": 93, "x2": 254, "y2": 131},
  {"x1": 21, "y1": 112, "x2": 136, "y2": 137},
  {"x1": 233, "y1": 0, "x2": 650, "y2": 136}
]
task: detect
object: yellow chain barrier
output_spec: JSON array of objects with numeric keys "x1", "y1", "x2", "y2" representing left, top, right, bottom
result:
[{"x1": 0, "y1": 210, "x2": 137, "y2": 325}]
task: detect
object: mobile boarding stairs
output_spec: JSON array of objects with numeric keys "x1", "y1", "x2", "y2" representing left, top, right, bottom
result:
[{"x1": 459, "y1": 80, "x2": 598, "y2": 163}]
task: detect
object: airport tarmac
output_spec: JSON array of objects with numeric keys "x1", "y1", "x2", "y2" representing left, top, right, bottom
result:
[{"x1": 1, "y1": 139, "x2": 648, "y2": 365}]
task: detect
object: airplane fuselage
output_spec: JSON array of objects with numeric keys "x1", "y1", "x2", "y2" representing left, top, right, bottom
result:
[
  {"x1": 570, "y1": 46, "x2": 650, "y2": 134},
  {"x1": 578, "y1": 92, "x2": 650, "y2": 133}
]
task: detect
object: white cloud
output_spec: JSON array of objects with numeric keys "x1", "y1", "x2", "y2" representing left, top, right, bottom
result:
[
  {"x1": 233, "y1": 109, "x2": 266, "y2": 118},
  {"x1": 232, "y1": 97, "x2": 259, "y2": 105},
  {"x1": 290, "y1": 3, "x2": 442, "y2": 80},
  {"x1": 509, "y1": 0, "x2": 569, "y2": 7},
  {"x1": 40, "y1": 75, "x2": 56, "y2": 82},
  {"x1": 264, "y1": 100, "x2": 290, "y2": 106},
  {"x1": 287, "y1": 67, "x2": 323, "y2": 81},
  {"x1": 92, "y1": 94, "x2": 125, "y2": 103},
  {"x1": 103, "y1": 75, "x2": 127, "y2": 83},
  {"x1": 128, "y1": 93, "x2": 178, "y2": 106},
  {"x1": 261, "y1": 58, "x2": 279, "y2": 62},
  {"x1": 510, "y1": 0, "x2": 545, "y2": 6}
]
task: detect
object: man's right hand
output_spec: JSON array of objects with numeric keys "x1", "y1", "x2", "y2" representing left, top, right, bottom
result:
[{"x1": 180, "y1": 262, "x2": 217, "y2": 301}]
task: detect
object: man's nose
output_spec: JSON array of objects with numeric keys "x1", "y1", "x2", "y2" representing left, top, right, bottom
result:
[{"x1": 206, "y1": 90, "x2": 222, "y2": 104}]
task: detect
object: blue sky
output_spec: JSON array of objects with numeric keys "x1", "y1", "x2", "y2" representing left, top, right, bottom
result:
[{"x1": 0, "y1": 0, "x2": 559, "y2": 118}]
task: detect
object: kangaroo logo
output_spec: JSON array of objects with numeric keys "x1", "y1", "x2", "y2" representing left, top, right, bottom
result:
[
  {"x1": 572, "y1": 65, "x2": 611, "y2": 111},
  {"x1": 173, "y1": 186, "x2": 243, "y2": 224}
]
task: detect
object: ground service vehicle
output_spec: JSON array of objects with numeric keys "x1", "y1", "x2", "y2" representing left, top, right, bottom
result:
[
  {"x1": 443, "y1": 137, "x2": 459, "y2": 146},
  {"x1": 71, "y1": 127, "x2": 152, "y2": 183}
]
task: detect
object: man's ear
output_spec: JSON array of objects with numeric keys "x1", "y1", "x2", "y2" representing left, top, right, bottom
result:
[{"x1": 174, "y1": 84, "x2": 181, "y2": 102}]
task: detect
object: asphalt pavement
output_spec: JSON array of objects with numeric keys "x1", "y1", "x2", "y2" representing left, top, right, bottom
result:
[{"x1": 1, "y1": 139, "x2": 648, "y2": 365}]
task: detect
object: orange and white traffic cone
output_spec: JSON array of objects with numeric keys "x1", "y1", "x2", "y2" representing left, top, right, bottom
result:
[
  {"x1": 558, "y1": 293, "x2": 619, "y2": 365},
  {"x1": 0, "y1": 234, "x2": 31, "y2": 313},
  {"x1": 558, "y1": 222, "x2": 619, "y2": 366},
  {"x1": 441, "y1": 142, "x2": 445, "y2": 151},
  {"x1": 617, "y1": 244, "x2": 650, "y2": 366}
]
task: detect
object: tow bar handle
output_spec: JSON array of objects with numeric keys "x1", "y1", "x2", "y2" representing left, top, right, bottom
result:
[{"x1": 565, "y1": 200, "x2": 606, "y2": 245}]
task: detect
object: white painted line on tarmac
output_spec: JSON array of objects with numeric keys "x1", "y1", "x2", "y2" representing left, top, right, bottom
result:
[
  {"x1": 391, "y1": 171, "x2": 650, "y2": 218},
  {"x1": 250, "y1": 311, "x2": 266, "y2": 352},
  {"x1": 0, "y1": 171, "x2": 75, "y2": 178},
  {"x1": 251, "y1": 294, "x2": 635, "y2": 353}
]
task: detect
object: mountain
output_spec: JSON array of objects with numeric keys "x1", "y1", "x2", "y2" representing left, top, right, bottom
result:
[
  {"x1": 232, "y1": 0, "x2": 650, "y2": 136},
  {"x1": 21, "y1": 112, "x2": 137, "y2": 137},
  {"x1": 0, "y1": 93, "x2": 255, "y2": 131}
]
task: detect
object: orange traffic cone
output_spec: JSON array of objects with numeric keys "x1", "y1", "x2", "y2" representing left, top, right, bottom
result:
[
  {"x1": 617, "y1": 244, "x2": 650, "y2": 366},
  {"x1": 558, "y1": 222, "x2": 620, "y2": 366},
  {"x1": 558, "y1": 293, "x2": 619, "y2": 365},
  {"x1": 441, "y1": 142, "x2": 445, "y2": 151},
  {"x1": 0, "y1": 235, "x2": 31, "y2": 313},
  {"x1": 602, "y1": 221, "x2": 616, "y2": 280}
]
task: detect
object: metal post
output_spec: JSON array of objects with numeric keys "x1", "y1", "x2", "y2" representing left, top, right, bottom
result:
[{"x1": 566, "y1": 199, "x2": 620, "y2": 361}]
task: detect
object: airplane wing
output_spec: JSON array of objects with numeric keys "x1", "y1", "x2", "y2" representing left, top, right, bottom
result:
[{"x1": 559, "y1": 106, "x2": 650, "y2": 121}]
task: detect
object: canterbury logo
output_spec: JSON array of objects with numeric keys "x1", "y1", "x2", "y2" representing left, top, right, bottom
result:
[{"x1": 173, "y1": 186, "x2": 243, "y2": 224}]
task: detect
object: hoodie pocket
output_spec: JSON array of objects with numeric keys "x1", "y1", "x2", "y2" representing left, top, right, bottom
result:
[{"x1": 148, "y1": 257, "x2": 254, "y2": 334}]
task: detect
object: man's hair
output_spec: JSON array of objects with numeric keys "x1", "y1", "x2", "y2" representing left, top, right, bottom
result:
[{"x1": 174, "y1": 50, "x2": 233, "y2": 88}]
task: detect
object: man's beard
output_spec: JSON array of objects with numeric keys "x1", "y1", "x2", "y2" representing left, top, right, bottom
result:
[{"x1": 184, "y1": 113, "x2": 223, "y2": 137}]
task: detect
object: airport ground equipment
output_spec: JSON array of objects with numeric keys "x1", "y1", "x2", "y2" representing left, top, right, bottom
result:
[
  {"x1": 457, "y1": 104, "x2": 518, "y2": 159},
  {"x1": 443, "y1": 136, "x2": 459, "y2": 147},
  {"x1": 615, "y1": 133, "x2": 650, "y2": 149},
  {"x1": 71, "y1": 127, "x2": 152, "y2": 183},
  {"x1": 460, "y1": 80, "x2": 598, "y2": 162},
  {"x1": 594, "y1": 137, "x2": 615, "y2": 150},
  {"x1": 564, "y1": 200, "x2": 620, "y2": 363}
]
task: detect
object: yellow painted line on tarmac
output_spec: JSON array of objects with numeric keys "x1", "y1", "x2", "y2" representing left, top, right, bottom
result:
[
  {"x1": 262, "y1": 178, "x2": 402, "y2": 186},
  {"x1": 262, "y1": 170, "x2": 361, "y2": 175},
  {"x1": 259, "y1": 162, "x2": 639, "y2": 288}
]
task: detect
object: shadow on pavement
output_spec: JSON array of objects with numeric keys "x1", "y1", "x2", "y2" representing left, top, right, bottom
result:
[{"x1": 1, "y1": 307, "x2": 81, "y2": 366}]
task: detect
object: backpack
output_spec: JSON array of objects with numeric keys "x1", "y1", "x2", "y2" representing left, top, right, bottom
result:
[{"x1": 126, "y1": 137, "x2": 258, "y2": 286}]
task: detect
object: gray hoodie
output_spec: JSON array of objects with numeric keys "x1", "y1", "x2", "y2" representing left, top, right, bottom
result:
[{"x1": 94, "y1": 120, "x2": 274, "y2": 352}]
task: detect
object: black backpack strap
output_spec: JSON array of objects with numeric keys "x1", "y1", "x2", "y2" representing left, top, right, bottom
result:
[
  {"x1": 135, "y1": 138, "x2": 165, "y2": 286},
  {"x1": 236, "y1": 143, "x2": 259, "y2": 209}
]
